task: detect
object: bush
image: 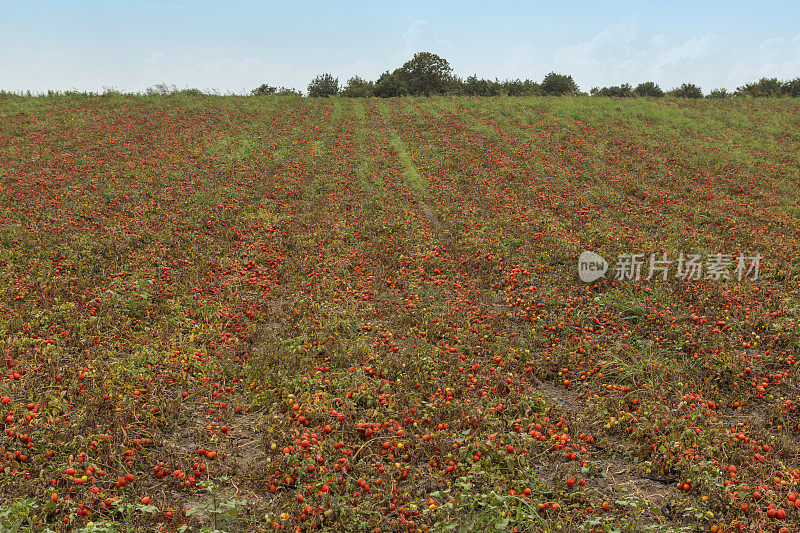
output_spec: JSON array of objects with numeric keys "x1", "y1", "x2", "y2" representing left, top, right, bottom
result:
[
  {"x1": 373, "y1": 71, "x2": 408, "y2": 98},
  {"x1": 783, "y1": 78, "x2": 800, "y2": 98},
  {"x1": 737, "y1": 77, "x2": 783, "y2": 97},
  {"x1": 634, "y1": 81, "x2": 664, "y2": 97},
  {"x1": 251, "y1": 84, "x2": 277, "y2": 96},
  {"x1": 341, "y1": 76, "x2": 374, "y2": 98},
  {"x1": 395, "y1": 52, "x2": 453, "y2": 96},
  {"x1": 461, "y1": 75, "x2": 504, "y2": 96},
  {"x1": 276, "y1": 87, "x2": 302, "y2": 96},
  {"x1": 143, "y1": 84, "x2": 206, "y2": 97},
  {"x1": 503, "y1": 79, "x2": 540, "y2": 96},
  {"x1": 669, "y1": 83, "x2": 703, "y2": 98},
  {"x1": 591, "y1": 83, "x2": 634, "y2": 97},
  {"x1": 706, "y1": 88, "x2": 730, "y2": 99},
  {"x1": 145, "y1": 83, "x2": 177, "y2": 96},
  {"x1": 541, "y1": 73, "x2": 579, "y2": 96},
  {"x1": 307, "y1": 74, "x2": 339, "y2": 97}
]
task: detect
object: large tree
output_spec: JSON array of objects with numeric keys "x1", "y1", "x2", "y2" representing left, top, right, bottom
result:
[{"x1": 395, "y1": 52, "x2": 453, "y2": 96}]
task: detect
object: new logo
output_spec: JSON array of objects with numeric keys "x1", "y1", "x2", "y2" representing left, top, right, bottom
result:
[{"x1": 578, "y1": 251, "x2": 608, "y2": 282}]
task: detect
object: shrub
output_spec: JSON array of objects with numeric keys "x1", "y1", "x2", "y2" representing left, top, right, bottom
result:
[
  {"x1": 591, "y1": 83, "x2": 634, "y2": 97},
  {"x1": 706, "y1": 88, "x2": 730, "y2": 99},
  {"x1": 634, "y1": 81, "x2": 664, "y2": 97},
  {"x1": 251, "y1": 84, "x2": 277, "y2": 96},
  {"x1": 341, "y1": 76, "x2": 375, "y2": 98},
  {"x1": 101, "y1": 87, "x2": 123, "y2": 97},
  {"x1": 669, "y1": 83, "x2": 703, "y2": 98},
  {"x1": 540, "y1": 73, "x2": 579, "y2": 96},
  {"x1": 461, "y1": 75, "x2": 504, "y2": 96},
  {"x1": 307, "y1": 74, "x2": 339, "y2": 97},
  {"x1": 503, "y1": 79, "x2": 540, "y2": 96},
  {"x1": 145, "y1": 83, "x2": 177, "y2": 96},
  {"x1": 276, "y1": 87, "x2": 302, "y2": 96},
  {"x1": 736, "y1": 77, "x2": 783, "y2": 97},
  {"x1": 783, "y1": 78, "x2": 800, "y2": 98}
]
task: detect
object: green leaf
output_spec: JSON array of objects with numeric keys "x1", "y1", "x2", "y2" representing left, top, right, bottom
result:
[{"x1": 136, "y1": 503, "x2": 159, "y2": 514}]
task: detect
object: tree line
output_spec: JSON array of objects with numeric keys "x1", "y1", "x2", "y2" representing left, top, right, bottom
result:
[{"x1": 252, "y1": 52, "x2": 800, "y2": 99}]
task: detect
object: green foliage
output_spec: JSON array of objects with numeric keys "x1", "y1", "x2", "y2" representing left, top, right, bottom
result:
[
  {"x1": 428, "y1": 477, "x2": 547, "y2": 532},
  {"x1": 0, "y1": 498, "x2": 39, "y2": 531},
  {"x1": 373, "y1": 71, "x2": 408, "y2": 97},
  {"x1": 307, "y1": 73, "x2": 339, "y2": 97},
  {"x1": 706, "y1": 88, "x2": 730, "y2": 99},
  {"x1": 502, "y1": 79, "x2": 541, "y2": 96},
  {"x1": 634, "y1": 81, "x2": 664, "y2": 97},
  {"x1": 145, "y1": 83, "x2": 177, "y2": 96},
  {"x1": 540, "y1": 72, "x2": 579, "y2": 96},
  {"x1": 252, "y1": 84, "x2": 301, "y2": 97},
  {"x1": 187, "y1": 478, "x2": 246, "y2": 532},
  {"x1": 461, "y1": 75, "x2": 504, "y2": 96},
  {"x1": 275, "y1": 86, "x2": 302, "y2": 96},
  {"x1": 591, "y1": 83, "x2": 634, "y2": 97},
  {"x1": 341, "y1": 76, "x2": 375, "y2": 98},
  {"x1": 394, "y1": 52, "x2": 453, "y2": 95},
  {"x1": 737, "y1": 77, "x2": 784, "y2": 97},
  {"x1": 0, "y1": 224, "x2": 21, "y2": 247},
  {"x1": 447, "y1": 76, "x2": 541, "y2": 96},
  {"x1": 144, "y1": 84, "x2": 207, "y2": 97},
  {"x1": 783, "y1": 77, "x2": 800, "y2": 97},
  {"x1": 598, "y1": 291, "x2": 648, "y2": 323},
  {"x1": 251, "y1": 83, "x2": 276, "y2": 96},
  {"x1": 668, "y1": 83, "x2": 703, "y2": 98}
]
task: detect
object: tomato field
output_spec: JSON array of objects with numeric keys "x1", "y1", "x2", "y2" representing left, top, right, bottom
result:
[{"x1": 1, "y1": 94, "x2": 800, "y2": 532}]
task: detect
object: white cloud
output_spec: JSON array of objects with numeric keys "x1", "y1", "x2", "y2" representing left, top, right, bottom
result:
[
  {"x1": 650, "y1": 34, "x2": 668, "y2": 48},
  {"x1": 552, "y1": 23, "x2": 786, "y2": 90},
  {"x1": 396, "y1": 21, "x2": 453, "y2": 63},
  {"x1": 652, "y1": 34, "x2": 727, "y2": 74},
  {"x1": 742, "y1": 34, "x2": 800, "y2": 80},
  {"x1": 142, "y1": 52, "x2": 165, "y2": 65},
  {"x1": 555, "y1": 22, "x2": 639, "y2": 70},
  {"x1": 338, "y1": 57, "x2": 387, "y2": 82}
]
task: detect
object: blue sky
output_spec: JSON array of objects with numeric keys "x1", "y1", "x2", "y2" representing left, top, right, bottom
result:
[{"x1": 2, "y1": 0, "x2": 799, "y2": 94}]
